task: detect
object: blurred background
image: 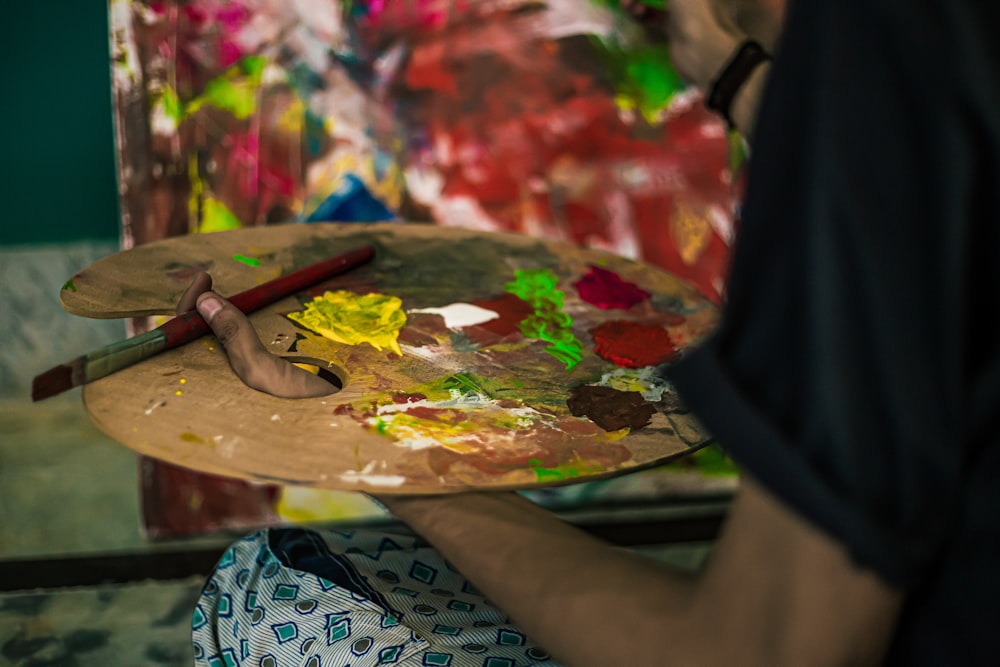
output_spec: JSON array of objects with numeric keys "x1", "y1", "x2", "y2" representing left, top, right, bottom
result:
[{"x1": 0, "y1": 0, "x2": 789, "y2": 663}]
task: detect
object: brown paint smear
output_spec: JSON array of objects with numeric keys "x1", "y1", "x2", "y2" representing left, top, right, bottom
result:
[{"x1": 567, "y1": 385, "x2": 656, "y2": 432}]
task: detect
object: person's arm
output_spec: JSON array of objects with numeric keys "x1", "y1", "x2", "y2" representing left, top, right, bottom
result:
[
  {"x1": 626, "y1": 0, "x2": 775, "y2": 139},
  {"x1": 181, "y1": 280, "x2": 904, "y2": 666},
  {"x1": 381, "y1": 479, "x2": 900, "y2": 666}
]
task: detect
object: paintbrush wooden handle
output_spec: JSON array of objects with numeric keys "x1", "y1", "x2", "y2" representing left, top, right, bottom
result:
[{"x1": 159, "y1": 244, "x2": 375, "y2": 348}]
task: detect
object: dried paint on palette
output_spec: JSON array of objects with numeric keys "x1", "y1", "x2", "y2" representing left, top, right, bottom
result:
[
  {"x1": 593, "y1": 366, "x2": 674, "y2": 402},
  {"x1": 333, "y1": 371, "x2": 631, "y2": 480}
]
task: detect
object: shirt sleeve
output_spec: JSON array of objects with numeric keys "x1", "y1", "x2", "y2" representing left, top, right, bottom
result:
[{"x1": 666, "y1": 0, "x2": 982, "y2": 588}]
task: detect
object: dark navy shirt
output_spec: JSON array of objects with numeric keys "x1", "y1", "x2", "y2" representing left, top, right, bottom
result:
[{"x1": 667, "y1": 0, "x2": 1000, "y2": 662}]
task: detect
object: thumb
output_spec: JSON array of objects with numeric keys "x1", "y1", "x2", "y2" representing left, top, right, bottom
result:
[
  {"x1": 196, "y1": 292, "x2": 337, "y2": 398},
  {"x1": 196, "y1": 292, "x2": 274, "y2": 391}
]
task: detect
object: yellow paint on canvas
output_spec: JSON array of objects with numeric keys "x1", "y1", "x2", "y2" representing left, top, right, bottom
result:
[
  {"x1": 288, "y1": 290, "x2": 406, "y2": 356},
  {"x1": 671, "y1": 202, "x2": 711, "y2": 266}
]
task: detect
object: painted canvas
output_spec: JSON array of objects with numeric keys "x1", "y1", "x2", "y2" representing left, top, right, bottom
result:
[{"x1": 107, "y1": 0, "x2": 742, "y2": 535}]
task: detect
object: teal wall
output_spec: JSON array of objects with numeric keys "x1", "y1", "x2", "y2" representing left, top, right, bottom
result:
[{"x1": 0, "y1": 2, "x2": 120, "y2": 245}]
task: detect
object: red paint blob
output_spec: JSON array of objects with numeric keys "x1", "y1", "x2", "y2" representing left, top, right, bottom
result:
[
  {"x1": 590, "y1": 320, "x2": 678, "y2": 368},
  {"x1": 574, "y1": 265, "x2": 651, "y2": 310},
  {"x1": 463, "y1": 292, "x2": 536, "y2": 345}
]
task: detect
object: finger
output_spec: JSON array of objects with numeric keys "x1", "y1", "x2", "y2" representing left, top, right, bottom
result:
[
  {"x1": 196, "y1": 292, "x2": 336, "y2": 398},
  {"x1": 177, "y1": 272, "x2": 213, "y2": 315}
]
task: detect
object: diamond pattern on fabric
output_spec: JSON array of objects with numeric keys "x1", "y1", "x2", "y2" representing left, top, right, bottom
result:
[
  {"x1": 409, "y1": 560, "x2": 438, "y2": 585},
  {"x1": 272, "y1": 621, "x2": 299, "y2": 644},
  {"x1": 192, "y1": 605, "x2": 208, "y2": 631},
  {"x1": 423, "y1": 652, "x2": 454, "y2": 666},
  {"x1": 497, "y1": 629, "x2": 526, "y2": 646},
  {"x1": 484, "y1": 658, "x2": 515, "y2": 667},
  {"x1": 326, "y1": 615, "x2": 352, "y2": 645},
  {"x1": 193, "y1": 529, "x2": 560, "y2": 667},
  {"x1": 217, "y1": 594, "x2": 233, "y2": 618},
  {"x1": 377, "y1": 644, "x2": 404, "y2": 664},
  {"x1": 272, "y1": 584, "x2": 300, "y2": 601}
]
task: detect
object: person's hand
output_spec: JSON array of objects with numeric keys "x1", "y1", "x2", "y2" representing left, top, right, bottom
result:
[
  {"x1": 177, "y1": 272, "x2": 338, "y2": 398},
  {"x1": 623, "y1": 0, "x2": 747, "y2": 92}
]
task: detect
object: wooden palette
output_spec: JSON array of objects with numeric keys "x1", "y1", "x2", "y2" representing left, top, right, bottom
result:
[{"x1": 65, "y1": 223, "x2": 718, "y2": 493}]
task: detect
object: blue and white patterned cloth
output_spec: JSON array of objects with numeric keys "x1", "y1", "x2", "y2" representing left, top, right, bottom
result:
[{"x1": 193, "y1": 528, "x2": 561, "y2": 666}]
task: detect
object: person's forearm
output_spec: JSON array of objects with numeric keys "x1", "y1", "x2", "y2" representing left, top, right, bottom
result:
[{"x1": 382, "y1": 492, "x2": 702, "y2": 666}]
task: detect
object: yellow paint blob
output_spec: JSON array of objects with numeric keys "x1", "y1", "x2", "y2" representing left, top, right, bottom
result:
[
  {"x1": 179, "y1": 378, "x2": 187, "y2": 385},
  {"x1": 180, "y1": 432, "x2": 206, "y2": 444},
  {"x1": 175, "y1": 390, "x2": 183, "y2": 396},
  {"x1": 288, "y1": 290, "x2": 407, "y2": 356}
]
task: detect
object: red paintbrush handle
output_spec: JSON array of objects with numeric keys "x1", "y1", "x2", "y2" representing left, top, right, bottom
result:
[{"x1": 159, "y1": 244, "x2": 375, "y2": 349}]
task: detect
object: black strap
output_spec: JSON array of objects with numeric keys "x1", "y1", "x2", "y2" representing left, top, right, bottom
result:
[{"x1": 706, "y1": 39, "x2": 772, "y2": 128}]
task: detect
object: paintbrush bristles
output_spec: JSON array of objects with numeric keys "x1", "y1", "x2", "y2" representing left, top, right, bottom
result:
[{"x1": 31, "y1": 362, "x2": 79, "y2": 402}]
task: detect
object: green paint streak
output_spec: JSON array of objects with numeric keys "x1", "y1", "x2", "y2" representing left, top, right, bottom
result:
[
  {"x1": 443, "y1": 373, "x2": 495, "y2": 399},
  {"x1": 200, "y1": 197, "x2": 243, "y2": 233},
  {"x1": 504, "y1": 269, "x2": 584, "y2": 370},
  {"x1": 399, "y1": 373, "x2": 503, "y2": 403},
  {"x1": 528, "y1": 457, "x2": 605, "y2": 482},
  {"x1": 61, "y1": 279, "x2": 77, "y2": 292},
  {"x1": 233, "y1": 254, "x2": 261, "y2": 267}
]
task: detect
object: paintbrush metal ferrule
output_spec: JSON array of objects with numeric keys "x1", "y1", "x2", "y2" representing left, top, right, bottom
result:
[{"x1": 79, "y1": 328, "x2": 169, "y2": 384}]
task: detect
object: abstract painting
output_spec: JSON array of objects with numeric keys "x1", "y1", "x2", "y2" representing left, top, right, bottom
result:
[{"x1": 107, "y1": 0, "x2": 741, "y2": 535}]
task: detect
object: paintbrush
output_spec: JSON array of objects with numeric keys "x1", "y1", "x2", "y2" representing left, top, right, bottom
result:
[{"x1": 32, "y1": 244, "x2": 376, "y2": 402}]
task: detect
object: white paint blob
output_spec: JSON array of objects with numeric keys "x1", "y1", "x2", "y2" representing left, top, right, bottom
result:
[
  {"x1": 408, "y1": 303, "x2": 500, "y2": 329},
  {"x1": 340, "y1": 463, "x2": 406, "y2": 487}
]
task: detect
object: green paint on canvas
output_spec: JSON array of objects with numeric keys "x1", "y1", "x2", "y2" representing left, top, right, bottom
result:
[
  {"x1": 184, "y1": 55, "x2": 267, "y2": 120},
  {"x1": 61, "y1": 279, "x2": 77, "y2": 292},
  {"x1": 592, "y1": 38, "x2": 686, "y2": 122},
  {"x1": 161, "y1": 84, "x2": 183, "y2": 123},
  {"x1": 200, "y1": 198, "x2": 243, "y2": 233}
]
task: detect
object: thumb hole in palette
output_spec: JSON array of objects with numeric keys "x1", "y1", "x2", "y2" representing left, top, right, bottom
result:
[{"x1": 285, "y1": 356, "x2": 346, "y2": 392}]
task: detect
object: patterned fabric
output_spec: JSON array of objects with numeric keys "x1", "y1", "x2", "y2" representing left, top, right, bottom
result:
[{"x1": 193, "y1": 528, "x2": 560, "y2": 666}]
